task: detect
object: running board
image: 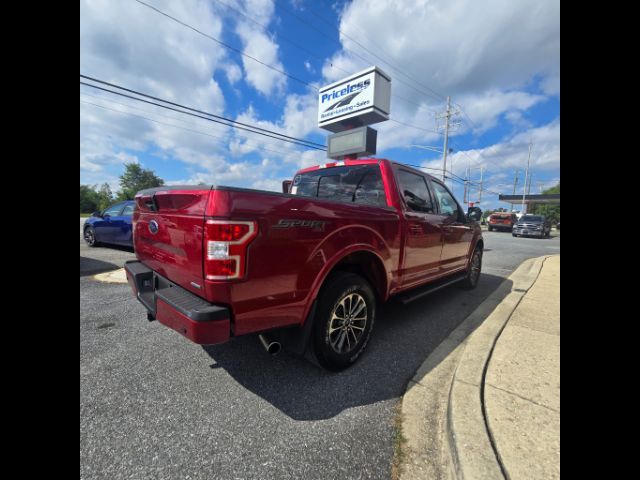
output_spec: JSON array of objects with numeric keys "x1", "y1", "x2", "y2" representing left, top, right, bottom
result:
[{"x1": 397, "y1": 273, "x2": 467, "y2": 304}]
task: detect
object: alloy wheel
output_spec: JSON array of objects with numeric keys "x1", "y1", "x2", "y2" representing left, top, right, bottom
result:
[{"x1": 328, "y1": 293, "x2": 367, "y2": 354}]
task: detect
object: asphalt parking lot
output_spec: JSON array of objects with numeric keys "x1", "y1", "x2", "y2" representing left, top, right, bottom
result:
[{"x1": 80, "y1": 220, "x2": 559, "y2": 480}]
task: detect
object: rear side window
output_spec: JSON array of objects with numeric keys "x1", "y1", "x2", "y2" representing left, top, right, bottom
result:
[
  {"x1": 431, "y1": 181, "x2": 460, "y2": 217},
  {"x1": 103, "y1": 204, "x2": 123, "y2": 216},
  {"x1": 292, "y1": 164, "x2": 387, "y2": 207},
  {"x1": 395, "y1": 169, "x2": 434, "y2": 213}
]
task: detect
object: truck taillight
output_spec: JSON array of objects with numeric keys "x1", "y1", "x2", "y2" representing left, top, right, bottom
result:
[{"x1": 204, "y1": 220, "x2": 258, "y2": 281}]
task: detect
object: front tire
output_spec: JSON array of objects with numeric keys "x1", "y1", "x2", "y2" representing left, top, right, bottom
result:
[
  {"x1": 84, "y1": 226, "x2": 99, "y2": 247},
  {"x1": 312, "y1": 272, "x2": 376, "y2": 371},
  {"x1": 488, "y1": 226, "x2": 493, "y2": 232},
  {"x1": 461, "y1": 247, "x2": 482, "y2": 290}
]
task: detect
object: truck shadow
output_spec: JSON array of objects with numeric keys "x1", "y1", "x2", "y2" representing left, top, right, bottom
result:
[
  {"x1": 80, "y1": 256, "x2": 120, "y2": 276},
  {"x1": 202, "y1": 273, "x2": 511, "y2": 421}
]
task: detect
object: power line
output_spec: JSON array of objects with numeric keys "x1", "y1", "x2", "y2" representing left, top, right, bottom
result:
[
  {"x1": 273, "y1": 0, "x2": 445, "y2": 104},
  {"x1": 298, "y1": 0, "x2": 446, "y2": 102},
  {"x1": 212, "y1": 0, "x2": 429, "y2": 112},
  {"x1": 133, "y1": 0, "x2": 317, "y2": 89},
  {"x1": 80, "y1": 74, "x2": 326, "y2": 150},
  {"x1": 389, "y1": 118, "x2": 442, "y2": 136},
  {"x1": 79, "y1": 91, "x2": 307, "y2": 154},
  {"x1": 80, "y1": 81, "x2": 327, "y2": 152},
  {"x1": 80, "y1": 98, "x2": 299, "y2": 157},
  {"x1": 129, "y1": 1, "x2": 443, "y2": 139},
  {"x1": 80, "y1": 80, "x2": 325, "y2": 151},
  {"x1": 111, "y1": 1, "x2": 517, "y2": 181},
  {"x1": 212, "y1": 0, "x2": 330, "y2": 74}
]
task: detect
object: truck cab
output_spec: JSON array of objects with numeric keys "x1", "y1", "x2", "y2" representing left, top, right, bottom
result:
[{"x1": 125, "y1": 158, "x2": 483, "y2": 370}]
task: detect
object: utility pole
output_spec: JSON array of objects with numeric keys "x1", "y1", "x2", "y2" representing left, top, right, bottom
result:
[
  {"x1": 463, "y1": 164, "x2": 470, "y2": 204},
  {"x1": 522, "y1": 142, "x2": 532, "y2": 214},
  {"x1": 478, "y1": 166, "x2": 484, "y2": 204},
  {"x1": 513, "y1": 170, "x2": 519, "y2": 195},
  {"x1": 436, "y1": 96, "x2": 461, "y2": 182},
  {"x1": 441, "y1": 96, "x2": 451, "y2": 182}
]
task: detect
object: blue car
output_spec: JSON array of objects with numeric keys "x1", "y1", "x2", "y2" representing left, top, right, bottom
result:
[{"x1": 83, "y1": 201, "x2": 135, "y2": 248}]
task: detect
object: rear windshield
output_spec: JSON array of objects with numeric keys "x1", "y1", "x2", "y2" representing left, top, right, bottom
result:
[
  {"x1": 491, "y1": 214, "x2": 512, "y2": 219},
  {"x1": 520, "y1": 215, "x2": 543, "y2": 222},
  {"x1": 291, "y1": 164, "x2": 387, "y2": 207}
]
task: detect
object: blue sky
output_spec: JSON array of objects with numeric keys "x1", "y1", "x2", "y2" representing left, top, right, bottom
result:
[{"x1": 80, "y1": 0, "x2": 559, "y2": 211}]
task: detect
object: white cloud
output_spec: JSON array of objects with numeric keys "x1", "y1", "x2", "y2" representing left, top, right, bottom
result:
[
  {"x1": 330, "y1": 0, "x2": 559, "y2": 94},
  {"x1": 540, "y1": 73, "x2": 560, "y2": 96},
  {"x1": 80, "y1": 0, "x2": 246, "y2": 189},
  {"x1": 230, "y1": 91, "x2": 324, "y2": 165},
  {"x1": 223, "y1": 62, "x2": 243, "y2": 85},
  {"x1": 80, "y1": 0, "x2": 559, "y2": 201},
  {"x1": 234, "y1": 0, "x2": 286, "y2": 95},
  {"x1": 420, "y1": 119, "x2": 560, "y2": 196},
  {"x1": 320, "y1": 0, "x2": 559, "y2": 146},
  {"x1": 454, "y1": 90, "x2": 546, "y2": 133}
]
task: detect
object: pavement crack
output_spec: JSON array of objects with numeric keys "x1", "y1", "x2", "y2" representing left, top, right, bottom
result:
[{"x1": 484, "y1": 384, "x2": 559, "y2": 413}]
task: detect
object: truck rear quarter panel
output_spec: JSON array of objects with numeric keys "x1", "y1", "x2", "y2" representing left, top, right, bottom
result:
[{"x1": 203, "y1": 189, "x2": 401, "y2": 335}]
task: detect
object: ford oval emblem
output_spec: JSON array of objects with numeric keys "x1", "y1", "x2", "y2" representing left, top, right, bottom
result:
[{"x1": 149, "y1": 220, "x2": 159, "y2": 234}]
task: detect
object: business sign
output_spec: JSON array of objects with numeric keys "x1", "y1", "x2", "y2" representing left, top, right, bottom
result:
[
  {"x1": 327, "y1": 126, "x2": 377, "y2": 160},
  {"x1": 318, "y1": 66, "x2": 391, "y2": 133}
]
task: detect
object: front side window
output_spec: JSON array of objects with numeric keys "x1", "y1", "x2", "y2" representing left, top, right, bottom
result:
[
  {"x1": 431, "y1": 181, "x2": 459, "y2": 217},
  {"x1": 103, "y1": 204, "x2": 123, "y2": 217},
  {"x1": 291, "y1": 164, "x2": 387, "y2": 207},
  {"x1": 121, "y1": 204, "x2": 134, "y2": 216},
  {"x1": 395, "y1": 169, "x2": 434, "y2": 213}
]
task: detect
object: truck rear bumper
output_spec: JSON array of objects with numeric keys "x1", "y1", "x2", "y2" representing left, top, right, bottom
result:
[{"x1": 124, "y1": 260, "x2": 230, "y2": 345}]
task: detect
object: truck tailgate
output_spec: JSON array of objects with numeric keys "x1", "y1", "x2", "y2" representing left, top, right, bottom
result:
[{"x1": 134, "y1": 187, "x2": 211, "y2": 296}]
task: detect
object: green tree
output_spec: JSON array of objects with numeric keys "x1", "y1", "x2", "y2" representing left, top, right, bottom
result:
[
  {"x1": 80, "y1": 185, "x2": 99, "y2": 213},
  {"x1": 531, "y1": 182, "x2": 560, "y2": 223},
  {"x1": 96, "y1": 183, "x2": 114, "y2": 211},
  {"x1": 117, "y1": 163, "x2": 164, "y2": 200}
]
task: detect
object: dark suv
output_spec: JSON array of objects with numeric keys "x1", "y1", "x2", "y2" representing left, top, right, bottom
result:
[{"x1": 512, "y1": 215, "x2": 551, "y2": 238}]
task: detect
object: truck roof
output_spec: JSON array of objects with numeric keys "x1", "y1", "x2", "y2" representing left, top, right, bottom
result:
[{"x1": 296, "y1": 157, "x2": 438, "y2": 181}]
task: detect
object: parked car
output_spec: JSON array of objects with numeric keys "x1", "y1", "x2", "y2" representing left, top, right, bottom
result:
[
  {"x1": 487, "y1": 212, "x2": 518, "y2": 232},
  {"x1": 124, "y1": 159, "x2": 484, "y2": 371},
  {"x1": 512, "y1": 214, "x2": 551, "y2": 238},
  {"x1": 83, "y1": 201, "x2": 135, "y2": 248}
]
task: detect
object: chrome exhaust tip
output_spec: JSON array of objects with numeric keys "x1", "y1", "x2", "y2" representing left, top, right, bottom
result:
[{"x1": 258, "y1": 334, "x2": 282, "y2": 356}]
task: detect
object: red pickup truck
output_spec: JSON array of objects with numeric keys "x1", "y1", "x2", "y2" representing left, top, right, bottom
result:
[{"x1": 125, "y1": 158, "x2": 483, "y2": 370}]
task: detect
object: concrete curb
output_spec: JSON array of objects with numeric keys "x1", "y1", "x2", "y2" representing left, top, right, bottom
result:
[{"x1": 399, "y1": 255, "x2": 551, "y2": 480}]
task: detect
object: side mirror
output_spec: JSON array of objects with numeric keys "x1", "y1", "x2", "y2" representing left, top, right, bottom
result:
[
  {"x1": 92, "y1": 211, "x2": 102, "y2": 218},
  {"x1": 467, "y1": 207, "x2": 482, "y2": 222},
  {"x1": 282, "y1": 180, "x2": 292, "y2": 194}
]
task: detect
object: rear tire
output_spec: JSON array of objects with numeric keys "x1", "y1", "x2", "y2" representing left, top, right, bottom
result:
[
  {"x1": 312, "y1": 272, "x2": 376, "y2": 371},
  {"x1": 461, "y1": 247, "x2": 482, "y2": 290},
  {"x1": 84, "y1": 226, "x2": 99, "y2": 247}
]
